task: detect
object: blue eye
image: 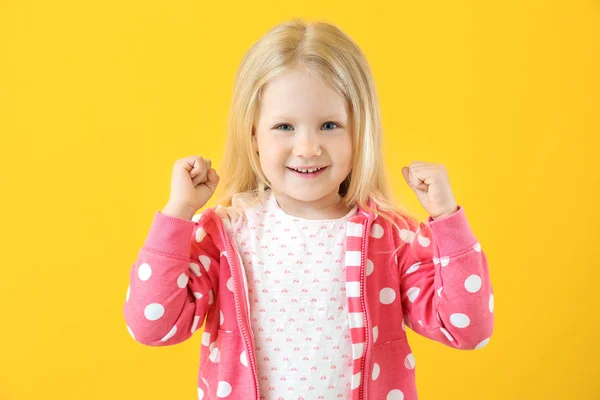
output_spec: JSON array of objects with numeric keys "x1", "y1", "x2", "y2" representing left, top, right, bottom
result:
[
  {"x1": 275, "y1": 122, "x2": 339, "y2": 131},
  {"x1": 275, "y1": 124, "x2": 293, "y2": 131}
]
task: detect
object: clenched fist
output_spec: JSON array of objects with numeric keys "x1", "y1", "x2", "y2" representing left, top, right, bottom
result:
[
  {"x1": 162, "y1": 156, "x2": 220, "y2": 220},
  {"x1": 402, "y1": 161, "x2": 459, "y2": 220}
]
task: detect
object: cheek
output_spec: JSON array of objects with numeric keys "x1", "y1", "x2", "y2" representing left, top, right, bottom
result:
[
  {"x1": 257, "y1": 140, "x2": 285, "y2": 169},
  {"x1": 260, "y1": 139, "x2": 286, "y2": 160},
  {"x1": 336, "y1": 137, "x2": 353, "y2": 169}
]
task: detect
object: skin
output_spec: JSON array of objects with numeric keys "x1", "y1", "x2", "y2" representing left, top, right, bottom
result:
[
  {"x1": 250, "y1": 63, "x2": 461, "y2": 222},
  {"x1": 252, "y1": 64, "x2": 354, "y2": 220}
]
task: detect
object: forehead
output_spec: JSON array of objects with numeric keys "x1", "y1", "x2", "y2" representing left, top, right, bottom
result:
[{"x1": 258, "y1": 67, "x2": 348, "y2": 121}]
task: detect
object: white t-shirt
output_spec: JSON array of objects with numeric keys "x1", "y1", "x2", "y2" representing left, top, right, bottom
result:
[{"x1": 232, "y1": 190, "x2": 359, "y2": 399}]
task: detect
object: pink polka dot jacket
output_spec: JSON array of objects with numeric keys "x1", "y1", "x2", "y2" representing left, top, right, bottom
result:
[{"x1": 123, "y1": 195, "x2": 494, "y2": 400}]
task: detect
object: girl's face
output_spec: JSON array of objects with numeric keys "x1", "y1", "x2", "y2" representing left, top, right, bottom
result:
[{"x1": 252, "y1": 64, "x2": 353, "y2": 217}]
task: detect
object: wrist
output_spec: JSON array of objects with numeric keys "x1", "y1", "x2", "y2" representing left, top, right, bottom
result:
[
  {"x1": 431, "y1": 205, "x2": 459, "y2": 220},
  {"x1": 161, "y1": 202, "x2": 196, "y2": 221}
]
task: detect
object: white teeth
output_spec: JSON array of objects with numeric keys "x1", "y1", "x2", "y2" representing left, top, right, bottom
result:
[{"x1": 293, "y1": 167, "x2": 323, "y2": 173}]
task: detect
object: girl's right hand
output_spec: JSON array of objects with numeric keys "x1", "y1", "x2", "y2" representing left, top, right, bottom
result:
[{"x1": 164, "y1": 156, "x2": 220, "y2": 219}]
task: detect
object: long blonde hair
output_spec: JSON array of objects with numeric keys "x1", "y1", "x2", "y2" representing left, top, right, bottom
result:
[{"x1": 216, "y1": 18, "x2": 426, "y2": 256}]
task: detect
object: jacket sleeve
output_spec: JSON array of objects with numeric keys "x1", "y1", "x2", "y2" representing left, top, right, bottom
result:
[
  {"x1": 123, "y1": 210, "x2": 220, "y2": 346},
  {"x1": 395, "y1": 205, "x2": 494, "y2": 350}
]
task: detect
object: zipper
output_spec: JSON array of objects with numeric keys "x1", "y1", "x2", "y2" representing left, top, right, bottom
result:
[
  {"x1": 215, "y1": 214, "x2": 260, "y2": 399},
  {"x1": 359, "y1": 215, "x2": 373, "y2": 400}
]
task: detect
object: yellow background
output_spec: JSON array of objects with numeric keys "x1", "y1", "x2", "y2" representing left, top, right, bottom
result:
[{"x1": 1, "y1": 0, "x2": 598, "y2": 399}]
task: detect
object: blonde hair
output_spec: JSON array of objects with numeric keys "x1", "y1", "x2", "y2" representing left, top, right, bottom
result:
[{"x1": 215, "y1": 18, "x2": 427, "y2": 257}]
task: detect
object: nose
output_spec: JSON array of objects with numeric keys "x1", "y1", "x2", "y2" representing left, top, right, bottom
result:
[{"x1": 292, "y1": 129, "x2": 322, "y2": 158}]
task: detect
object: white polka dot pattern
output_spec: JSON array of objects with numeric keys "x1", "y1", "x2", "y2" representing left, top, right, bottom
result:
[
  {"x1": 123, "y1": 198, "x2": 494, "y2": 399},
  {"x1": 398, "y1": 214, "x2": 494, "y2": 358}
]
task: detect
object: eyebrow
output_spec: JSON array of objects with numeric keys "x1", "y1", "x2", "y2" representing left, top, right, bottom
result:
[{"x1": 270, "y1": 115, "x2": 347, "y2": 121}]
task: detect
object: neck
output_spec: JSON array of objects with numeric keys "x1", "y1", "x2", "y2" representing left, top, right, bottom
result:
[{"x1": 272, "y1": 190, "x2": 351, "y2": 220}]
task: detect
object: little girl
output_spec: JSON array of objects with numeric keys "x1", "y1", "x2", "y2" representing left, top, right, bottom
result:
[{"x1": 123, "y1": 19, "x2": 494, "y2": 400}]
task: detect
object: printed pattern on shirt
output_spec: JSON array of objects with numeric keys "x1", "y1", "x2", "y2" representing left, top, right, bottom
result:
[{"x1": 232, "y1": 192, "x2": 359, "y2": 399}]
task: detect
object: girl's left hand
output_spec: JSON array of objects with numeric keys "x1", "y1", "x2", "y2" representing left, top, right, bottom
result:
[{"x1": 402, "y1": 161, "x2": 459, "y2": 220}]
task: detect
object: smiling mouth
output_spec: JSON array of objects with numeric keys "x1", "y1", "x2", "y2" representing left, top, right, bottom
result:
[{"x1": 288, "y1": 166, "x2": 327, "y2": 173}]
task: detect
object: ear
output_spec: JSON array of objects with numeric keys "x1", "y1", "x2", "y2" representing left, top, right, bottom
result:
[{"x1": 251, "y1": 127, "x2": 259, "y2": 154}]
